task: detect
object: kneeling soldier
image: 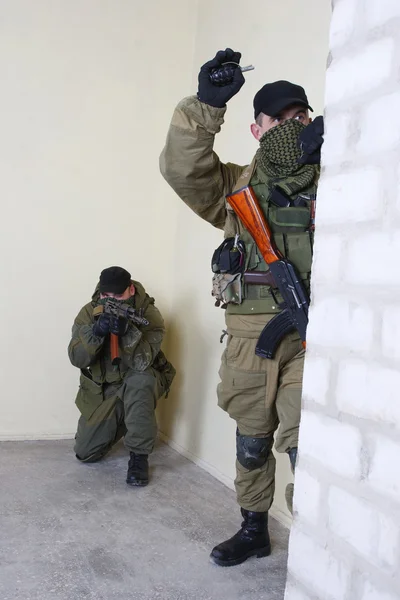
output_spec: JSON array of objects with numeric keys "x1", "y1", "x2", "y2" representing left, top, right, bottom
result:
[{"x1": 68, "y1": 266, "x2": 175, "y2": 486}]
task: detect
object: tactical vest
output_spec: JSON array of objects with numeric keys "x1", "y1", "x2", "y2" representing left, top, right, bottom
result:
[{"x1": 224, "y1": 160, "x2": 318, "y2": 316}]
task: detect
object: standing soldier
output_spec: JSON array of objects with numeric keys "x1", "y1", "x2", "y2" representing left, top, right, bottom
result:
[
  {"x1": 160, "y1": 48, "x2": 323, "y2": 566},
  {"x1": 68, "y1": 266, "x2": 175, "y2": 487}
]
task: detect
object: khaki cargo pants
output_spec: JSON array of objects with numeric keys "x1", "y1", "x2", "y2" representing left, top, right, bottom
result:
[
  {"x1": 217, "y1": 313, "x2": 304, "y2": 512},
  {"x1": 74, "y1": 369, "x2": 164, "y2": 462}
]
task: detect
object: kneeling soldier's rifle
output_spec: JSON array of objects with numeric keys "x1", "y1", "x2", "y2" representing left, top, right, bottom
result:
[
  {"x1": 97, "y1": 298, "x2": 149, "y2": 366},
  {"x1": 226, "y1": 186, "x2": 308, "y2": 359}
]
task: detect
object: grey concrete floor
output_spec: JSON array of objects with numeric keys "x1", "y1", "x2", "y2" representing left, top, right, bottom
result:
[{"x1": 0, "y1": 439, "x2": 289, "y2": 600}]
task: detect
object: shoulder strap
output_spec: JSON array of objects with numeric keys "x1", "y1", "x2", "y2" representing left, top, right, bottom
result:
[{"x1": 224, "y1": 158, "x2": 257, "y2": 238}]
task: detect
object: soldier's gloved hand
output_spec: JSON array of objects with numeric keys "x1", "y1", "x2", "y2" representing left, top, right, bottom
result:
[
  {"x1": 197, "y1": 48, "x2": 245, "y2": 108},
  {"x1": 110, "y1": 316, "x2": 129, "y2": 337},
  {"x1": 93, "y1": 313, "x2": 112, "y2": 337},
  {"x1": 298, "y1": 116, "x2": 324, "y2": 165}
]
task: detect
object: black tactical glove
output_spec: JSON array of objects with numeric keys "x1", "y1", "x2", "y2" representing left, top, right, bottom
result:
[
  {"x1": 93, "y1": 312, "x2": 112, "y2": 337},
  {"x1": 298, "y1": 116, "x2": 324, "y2": 165},
  {"x1": 197, "y1": 48, "x2": 245, "y2": 108},
  {"x1": 110, "y1": 316, "x2": 129, "y2": 337}
]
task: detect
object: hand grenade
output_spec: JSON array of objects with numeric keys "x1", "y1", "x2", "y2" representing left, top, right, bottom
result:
[{"x1": 209, "y1": 62, "x2": 255, "y2": 86}]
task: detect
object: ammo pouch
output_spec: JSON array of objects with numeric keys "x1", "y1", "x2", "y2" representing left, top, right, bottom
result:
[
  {"x1": 268, "y1": 204, "x2": 311, "y2": 233},
  {"x1": 212, "y1": 273, "x2": 242, "y2": 306},
  {"x1": 75, "y1": 369, "x2": 104, "y2": 421},
  {"x1": 153, "y1": 350, "x2": 176, "y2": 398},
  {"x1": 268, "y1": 204, "x2": 313, "y2": 289},
  {"x1": 211, "y1": 236, "x2": 245, "y2": 307}
]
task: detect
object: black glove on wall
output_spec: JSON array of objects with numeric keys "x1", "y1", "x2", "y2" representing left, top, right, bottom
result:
[
  {"x1": 298, "y1": 115, "x2": 324, "y2": 165},
  {"x1": 197, "y1": 48, "x2": 245, "y2": 108}
]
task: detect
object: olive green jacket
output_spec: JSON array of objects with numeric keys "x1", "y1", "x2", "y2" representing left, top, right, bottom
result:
[
  {"x1": 160, "y1": 96, "x2": 317, "y2": 321},
  {"x1": 68, "y1": 280, "x2": 165, "y2": 384},
  {"x1": 160, "y1": 95, "x2": 244, "y2": 230}
]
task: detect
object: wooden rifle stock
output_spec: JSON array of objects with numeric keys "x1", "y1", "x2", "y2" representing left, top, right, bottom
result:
[
  {"x1": 110, "y1": 332, "x2": 121, "y2": 366},
  {"x1": 226, "y1": 186, "x2": 281, "y2": 265},
  {"x1": 226, "y1": 186, "x2": 308, "y2": 356},
  {"x1": 104, "y1": 299, "x2": 149, "y2": 367}
]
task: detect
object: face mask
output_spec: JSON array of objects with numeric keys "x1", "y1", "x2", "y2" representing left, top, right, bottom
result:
[
  {"x1": 98, "y1": 296, "x2": 133, "y2": 306},
  {"x1": 257, "y1": 118, "x2": 306, "y2": 177}
]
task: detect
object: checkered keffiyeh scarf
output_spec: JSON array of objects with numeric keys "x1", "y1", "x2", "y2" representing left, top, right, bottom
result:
[{"x1": 256, "y1": 118, "x2": 318, "y2": 196}]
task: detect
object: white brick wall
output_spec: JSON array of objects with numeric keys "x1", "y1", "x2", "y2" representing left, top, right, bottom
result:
[
  {"x1": 316, "y1": 168, "x2": 382, "y2": 224},
  {"x1": 328, "y1": 487, "x2": 399, "y2": 567},
  {"x1": 288, "y1": 529, "x2": 350, "y2": 600},
  {"x1": 396, "y1": 164, "x2": 400, "y2": 214},
  {"x1": 307, "y1": 297, "x2": 374, "y2": 353},
  {"x1": 301, "y1": 356, "x2": 330, "y2": 406},
  {"x1": 322, "y1": 112, "x2": 351, "y2": 165},
  {"x1": 368, "y1": 436, "x2": 400, "y2": 499},
  {"x1": 358, "y1": 92, "x2": 400, "y2": 155},
  {"x1": 285, "y1": 585, "x2": 313, "y2": 600},
  {"x1": 299, "y1": 411, "x2": 362, "y2": 478},
  {"x1": 382, "y1": 306, "x2": 400, "y2": 361},
  {"x1": 336, "y1": 361, "x2": 400, "y2": 428},
  {"x1": 293, "y1": 468, "x2": 322, "y2": 523},
  {"x1": 325, "y1": 39, "x2": 394, "y2": 105},
  {"x1": 346, "y1": 232, "x2": 400, "y2": 286},
  {"x1": 311, "y1": 235, "x2": 342, "y2": 283},
  {"x1": 362, "y1": 582, "x2": 400, "y2": 600},
  {"x1": 329, "y1": 0, "x2": 358, "y2": 48},
  {"x1": 285, "y1": 0, "x2": 400, "y2": 598},
  {"x1": 365, "y1": 0, "x2": 400, "y2": 28}
]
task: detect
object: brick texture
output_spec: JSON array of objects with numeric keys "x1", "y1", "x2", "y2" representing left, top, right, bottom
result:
[{"x1": 285, "y1": 1, "x2": 400, "y2": 598}]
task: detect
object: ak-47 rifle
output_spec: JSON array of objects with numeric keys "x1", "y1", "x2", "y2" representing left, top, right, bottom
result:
[
  {"x1": 101, "y1": 298, "x2": 149, "y2": 366},
  {"x1": 226, "y1": 186, "x2": 309, "y2": 359}
]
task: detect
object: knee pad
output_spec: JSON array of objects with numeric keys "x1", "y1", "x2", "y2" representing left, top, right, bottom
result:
[
  {"x1": 288, "y1": 447, "x2": 298, "y2": 472},
  {"x1": 236, "y1": 429, "x2": 273, "y2": 470}
]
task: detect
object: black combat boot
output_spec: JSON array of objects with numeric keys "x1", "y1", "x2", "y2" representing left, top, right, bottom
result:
[
  {"x1": 126, "y1": 452, "x2": 149, "y2": 487},
  {"x1": 210, "y1": 508, "x2": 271, "y2": 567}
]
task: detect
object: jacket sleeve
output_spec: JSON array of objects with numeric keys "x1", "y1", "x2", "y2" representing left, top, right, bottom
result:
[
  {"x1": 159, "y1": 95, "x2": 245, "y2": 230},
  {"x1": 67, "y1": 305, "x2": 105, "y2": 369},
  {"x1": 119, "y1": 301, "x2": 165, "y2": 372}
]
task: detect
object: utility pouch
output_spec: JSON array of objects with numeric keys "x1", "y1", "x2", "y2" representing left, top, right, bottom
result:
[
  {"x1": 152, "y1": 350, "x2": 176, "y2": 398},
  {"x1": 211, "y1": 235, "x2": 245, "y2": 307},
  {"x1": 212, "y1": 272, "x2": 242, "y2": 307},
  {"x1": 268, "y1": 206, "x2": 311, "y2": 233},
  {"x1": 211, "y1": 235, "x2": 246, "y2": 275}
]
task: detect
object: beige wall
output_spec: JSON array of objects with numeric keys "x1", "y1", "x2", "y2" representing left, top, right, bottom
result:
[
  {"x1": 0, "y1": 0, "x2": 197, "y2": 438},
  {"x1": 158, "y1": 0, "x2": 331, "y2": 525},
  {"x1": 0, "y1": 0, "x2": 330, "y2": 525}
]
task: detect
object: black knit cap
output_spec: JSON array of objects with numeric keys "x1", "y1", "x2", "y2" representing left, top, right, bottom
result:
[
  {"x1": 253, "y1": 80, "x2": 313, "y2": 119},
  {"x1": 99, "y1": 266, "x2": 131, "y2": 294}
]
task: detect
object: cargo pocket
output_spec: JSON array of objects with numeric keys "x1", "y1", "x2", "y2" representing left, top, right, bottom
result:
[
  {"x1": 160, "y1": 361, "x2": 176, "y2": 398},
  {"x1": 225, "y1": 335, "x2": 241, "y2": 365},
  {"x1": 217, "y1": 362, "x2": 266, "y2": 428},
  {"x1": 75, "y1": 369, "x2": 104, "y2": 421},
  {"x1": 152, "y1": 350, "x2": 176, "y2": 398}
]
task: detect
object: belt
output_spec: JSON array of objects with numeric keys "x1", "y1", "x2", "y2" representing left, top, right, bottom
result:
[{"x1": 243, "y1": 270, "x2": 276, "y2": 287}]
